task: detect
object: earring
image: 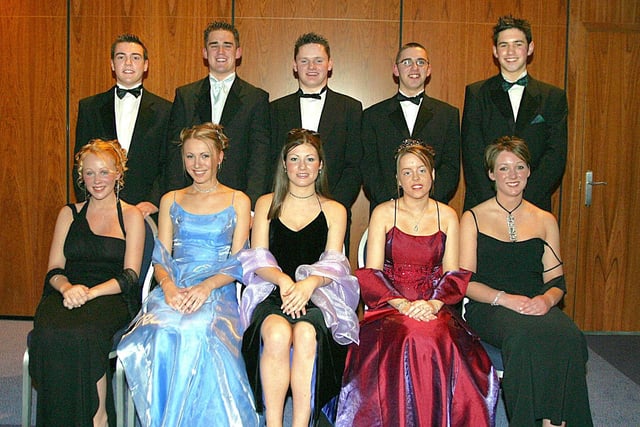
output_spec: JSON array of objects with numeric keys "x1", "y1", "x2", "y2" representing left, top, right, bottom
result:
[
  {"x1": 116, "y1": 181, "x2": 121, "y2": 202},
  {"x1": 218, "y1": 162, "x2": 222, "y2": 172}
]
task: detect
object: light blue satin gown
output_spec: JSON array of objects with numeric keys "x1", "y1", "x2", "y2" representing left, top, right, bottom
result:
[{"x1": 117, "y1": 201, "x2": 259, "y2": 427}]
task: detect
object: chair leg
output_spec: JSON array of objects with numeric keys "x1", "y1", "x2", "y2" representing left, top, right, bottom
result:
[
  {"x1": 126, "y1": 382, "x2": 136, "y2": 427},
  {"x1": 22, "y1": 348, "x2": 32, "y2": 427},
  {"x1": 112, "y1": 351, "x2": 124, "y2": 427}
]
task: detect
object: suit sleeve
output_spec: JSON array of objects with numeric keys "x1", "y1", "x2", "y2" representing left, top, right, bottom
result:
[
  {"x1": 164, "y1": 89, "x2": 189, "y2": 192},
  {"x1": 360, "y1": 109, "x2": 385, "y2": 209},
  {"x1": 524, "y1": 89, "x2": 568, "y2": 208},
  {"x1": 432, "y1": 106, "x2": 461, "y2": 204},
  {"x1": 329, "y1": 100, "x2": 363, "y2": 209},
  {"x1": 461, "y1": 85, "x2": 495, "y2": 209},
  {"x1": 145, "y1": 99, "x2": 172, "y2": 207},
  {"x1": 244, "y1": 91, "x2": 271, "y2": 207}
]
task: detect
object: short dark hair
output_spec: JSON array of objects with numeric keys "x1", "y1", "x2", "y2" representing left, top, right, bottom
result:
[
  {"x1": 204, "y1": 21, "x2": 240, "y2": 47},
  {"x1": 484, "y1": 136, "x2": 532, "y2": 175},
  {"x1": 111, "y1": 34, "x2": 148, "y2": 60},
  {"x1": 294, "y1": 32, "x2": 330, "y2": 59},
  {"x1": 493, "y1": 15, "x2": 533, "y2": 45},
  {"x1": 395, "y1": 42, "x2": 428, "y2": 64}
]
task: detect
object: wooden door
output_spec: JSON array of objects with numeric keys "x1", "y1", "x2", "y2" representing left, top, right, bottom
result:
[{"x1": 562, "y1": 1, "x2": 640, "y2": 331}]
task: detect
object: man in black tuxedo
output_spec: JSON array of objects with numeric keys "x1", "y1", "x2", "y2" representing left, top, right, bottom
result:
[
  {"x1": 165, "y1": 21, "x2": 270, "y2": 206},
  {"x1": 74, "y1": 33, "x2": 172, "y2": 217},
  {"x1": 269, "y1": 32, "x2": 363, "y2": 211},
  {"x1": 361, "y1": 42, "x2": 461, "y2": 211},
  {"x1": 461, "y1": 15, "x2": 568, "y2": 212}
]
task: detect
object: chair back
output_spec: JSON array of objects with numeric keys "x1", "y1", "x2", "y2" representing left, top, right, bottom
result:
[
  {"x1": 357, "y1": 228, "x2": 369, "y2": 268},
  {"x1": 139, "y1": 216, "x2": 158, "y2": 303}
]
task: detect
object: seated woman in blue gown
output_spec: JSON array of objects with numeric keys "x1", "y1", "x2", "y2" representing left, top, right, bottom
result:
[
  {"x1": 30, "y1": 139, "x2": 145, "y2": 427},
  {"x1": 238, "y1": 129, "x2": 360, "y2": 427},
  {"x1": 336, "y1": 140, "x2": 498, "y2": 427},
  {"x1": 117, "y1": 123, "x2": 259, "y2": 427},
  {"x1": 460, "y1": 136, "x2": 592, "y2": 426}
]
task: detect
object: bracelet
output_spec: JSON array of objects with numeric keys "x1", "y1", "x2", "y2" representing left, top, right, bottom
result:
[
  {"x1": 491, "y1": 290, "x2": 505, "y2": 306},
  {"x1": 158, "y1": 276, "x2": 171, "y2": 288}
]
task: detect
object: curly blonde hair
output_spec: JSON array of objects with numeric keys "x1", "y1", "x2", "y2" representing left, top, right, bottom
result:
[{"x1": 75, "y1": 139, "x2": 128, "y2": 191}]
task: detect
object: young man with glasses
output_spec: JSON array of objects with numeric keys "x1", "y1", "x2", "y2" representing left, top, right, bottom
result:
[{"x1": 361, "y1": 42, "x2": 461, "y2": 211}]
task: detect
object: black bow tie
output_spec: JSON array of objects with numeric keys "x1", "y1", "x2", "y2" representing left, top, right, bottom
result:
[
  {"x1": 116, "y1": 85, "x2": 143, "y2": 99},
  {"x1": 501, "y1": 75, "x2": 528, "y2": 92},
  {"x1": 397, "y1": 92, "x2": 424, "y2": 105},
  {"x1": 298, "y1": 86, "x2": 327, "y2": 100}
]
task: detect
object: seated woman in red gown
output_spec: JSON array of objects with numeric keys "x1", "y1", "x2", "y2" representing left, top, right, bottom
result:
[{"x1": 336, "y1": 140, "x2": 499, "y2": 427}]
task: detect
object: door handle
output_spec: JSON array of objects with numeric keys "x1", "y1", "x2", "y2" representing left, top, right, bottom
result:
[{"x1": 585, "y1": 170, "x2": 607, "y2": 207}]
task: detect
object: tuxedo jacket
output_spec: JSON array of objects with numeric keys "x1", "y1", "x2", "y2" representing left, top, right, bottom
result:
[
  {"x1": 269, "y1": 88, "x2": 363, "y2": 209},
  {"x1": 74, "y1": 87, "x2": 172, "y2": 207},
  {"x1": 165, "y1": 76, "x2": 270, "y2": 205},
  {"x1": 461, "y1": 74, "x2": 568, "y2": 211},
  {"x1": 361, "y1": 93, "x2": 461, "y2": 210}
]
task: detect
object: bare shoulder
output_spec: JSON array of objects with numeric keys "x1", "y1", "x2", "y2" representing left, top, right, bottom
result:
[
  {"x1": 321, "y1": 198, "x2": 347, "y2": 221},
  {"x1": 437, "y1": 201, "x2": 458, "y2": 220},
  {"x1": 370, "y1": 199, "x2": 395, "y2": 222},
  {"x1": 254, "y1": 193, "x2": 274, "y2": 216},
  {"x1": 228, "y1": 188, "x2": 250, "y2": 209},
  {"x1": 120, "y1": 201, "x2": 144, "y2": 224}
]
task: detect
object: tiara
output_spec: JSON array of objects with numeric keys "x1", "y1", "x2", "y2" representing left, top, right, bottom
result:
[{"x1": 395, "y1": 138, "x2": 434, "y2": 157}]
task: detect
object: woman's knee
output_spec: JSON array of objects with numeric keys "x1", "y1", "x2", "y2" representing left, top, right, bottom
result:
[
  {"x1": 261, "y1": 316, "x2": 293, "y2": 350},
  {"x1": 292, "y1": 322, "x2": 317, "y2": 355}
]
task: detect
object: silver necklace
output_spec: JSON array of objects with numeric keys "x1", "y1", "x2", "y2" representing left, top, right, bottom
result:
[
  {"x1": 289, "y1": 191, "x2": 315, "y2": 199},
  {"x1": 410, "y1": 201, "x2": 429, "y2": 232},
  {"x1": 495, "y1": 197, "x2": 523, "y2": 242},
  {"x1": 193, "y1": 181, "x2": 219, "y2": 193}
]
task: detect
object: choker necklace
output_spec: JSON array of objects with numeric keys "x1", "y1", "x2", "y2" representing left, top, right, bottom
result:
[
  {"x1": 495, "y1": 197, "x2": 523, "y2": 242},
  {"x1": 193, "y1": 181, "x2": 218, "y2": 194},
  {"x1": 289, "y1": 191, "x2": 315, "y2": 199}
]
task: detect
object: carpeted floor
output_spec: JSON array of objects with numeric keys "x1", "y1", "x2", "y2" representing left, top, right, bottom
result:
[
  {"x1": 1, "y1": 320, "x2": 639, "y2": 426},
  {"x1": 585, "y1": 332, "x2": 640, "y2": 386}
]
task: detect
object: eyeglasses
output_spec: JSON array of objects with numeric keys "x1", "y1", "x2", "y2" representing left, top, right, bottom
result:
[{"x1": 396, "y1": 58, "x2": 430, "y2": 68}]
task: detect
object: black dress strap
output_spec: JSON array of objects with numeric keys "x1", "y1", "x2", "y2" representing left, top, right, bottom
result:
[
  {"x1": 116, "y1": 200, "x2": 126, "y2": 236},
  {"x1": 469, "y1": 209, "x2": 479, "y2": 233}
]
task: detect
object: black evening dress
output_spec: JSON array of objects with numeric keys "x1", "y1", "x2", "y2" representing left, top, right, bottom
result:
[
  {"x1": 29, "y1": 202, "x2": 131, "y2": 427},
  {"x1": 464, "y1": 210, "x2": 593, "y2": 426},
  {"x1": 242, "y1": 212, "x2": 348, "y2": 425}
]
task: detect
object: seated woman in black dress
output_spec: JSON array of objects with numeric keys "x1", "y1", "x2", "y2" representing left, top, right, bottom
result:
[
  {"x1": 460, "y1": 136, "x2": 593, "y2": 427},
  {"x1": 29, "y1": 139, "x2": 145, "y2": 427},
  {"x1": 238, "y1": 129, "x2": 360, "y2": 427}
]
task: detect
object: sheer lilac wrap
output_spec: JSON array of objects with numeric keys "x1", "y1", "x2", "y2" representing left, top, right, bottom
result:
[{"x1": 238, "y1": 248, "x2": 360, "y2": 345}]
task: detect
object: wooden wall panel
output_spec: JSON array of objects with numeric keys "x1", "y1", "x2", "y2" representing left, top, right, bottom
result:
[{"x1": 0, "y1": 1, "x2": 67, "y2": 316}]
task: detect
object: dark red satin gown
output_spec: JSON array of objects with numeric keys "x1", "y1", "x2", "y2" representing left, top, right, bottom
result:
[{"x1": 336, "y1": 227, "x2": 499, "y2": 427}]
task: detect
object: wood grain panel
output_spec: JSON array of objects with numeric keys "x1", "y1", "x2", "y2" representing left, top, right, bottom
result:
[
  {"x1": 0, "y1": 2, "x2": 67, "y2": 316},
  {"x1": 235, "y1": 0, "x2": 399, "y2": 20}
]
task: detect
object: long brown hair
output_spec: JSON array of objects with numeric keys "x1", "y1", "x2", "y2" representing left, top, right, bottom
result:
[{"x1": 268, "y1": 128, "x2": 330, "y2": 219}]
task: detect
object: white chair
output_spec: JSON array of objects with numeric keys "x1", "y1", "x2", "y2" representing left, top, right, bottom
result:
[
  {"x1": 22, "y1": 215, "x2": 157, "y2": 427},
  {"x1": 357, "y1": 228, "x2": 368, "y2": 268}
]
